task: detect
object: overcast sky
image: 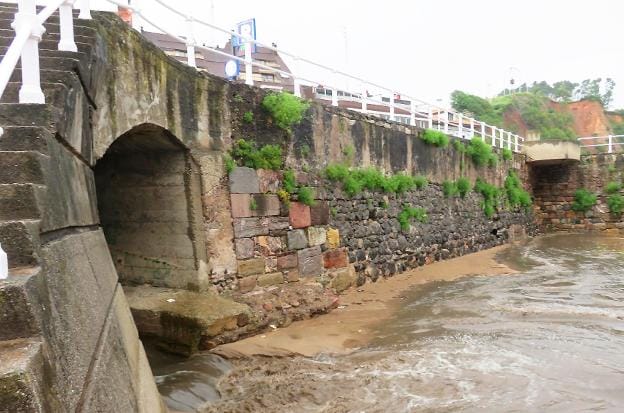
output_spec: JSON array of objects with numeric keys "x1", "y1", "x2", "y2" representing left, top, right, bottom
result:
[{"x1": 86, "y1": 0, "x2": 623, "y2": 108}]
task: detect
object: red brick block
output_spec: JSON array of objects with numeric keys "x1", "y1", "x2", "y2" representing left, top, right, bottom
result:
[
  {"x1": 323, "y1": 248, "x2": 349, "y2": 269},
  {"x1": 310, "y1": 201, "x2": 330, "y2": 225},
  {"x1": 289, "y1": 202, "x2": 311, "y2": 228}
]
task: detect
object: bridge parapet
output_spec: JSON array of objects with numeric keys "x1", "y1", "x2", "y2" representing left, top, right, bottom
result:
[{"x1": 523, "y1": 140, "x2": 581, "y2": 164}]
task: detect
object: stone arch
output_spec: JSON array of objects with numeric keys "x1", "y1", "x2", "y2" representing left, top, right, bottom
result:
[{"x1": 94, "y1": 123, "x2": 209, "y2": 291}]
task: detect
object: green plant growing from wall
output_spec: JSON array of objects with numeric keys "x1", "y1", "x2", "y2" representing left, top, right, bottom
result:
[
  {"x1": 605, "y1": 181, "x2": 621, "y2": 194},
  {"x1": 453, "y1": 139, "x2": 467, "y2": 153},
  {"x1": 502, "y1": 148, "x2": 513, "y2": 161},
  {"x1": 466, "y1": 137, "x2": 497, "y2": 167},
  {"x1": 442, "y1": 180, "x2": 458, "y2": 198},
  {"x1": 607, "y1": 194, "x2": 624, "y2": 214},
  {"x1": 249, "y1": 197, "x2": 258, "y2": 211},
  {"x1": 504, "y1": 171, "x2": 532, "y2": 209},
  {"x1": 297, "y1": 186, "x2": 316, "y2": 206},
  {"x1": 277, "y1": 189, "x2": 290, "y2": 208},
  {"x1": 398, "y1": 205, "x2": 428, "y2": 231},
  {"x1": 456, "y1": 177, "x2": 471, "y2": 198},
  {"x1": 572, "y1": 189, "x2": 597, "y2": 212},
  {"x1": 380, "y1": 200, "x2": 389, "y2": 209},
  {"x1": 261, "y1": 91, "x2": 309, "y2": 131},
  {"x1": 421, "y1": 129, "x2": 449, "y2": 147},
  {"x1": 230, "y1": 139, "x2": 283, "y2": 170},
  {"x1": 324, "y1": 163, "x2": 427, "y2": 197},
  {"x1": 223, "y1": 154, "x2": 235, "y2": 174},
  {"x1": 283, "y1": 169, "x2": 297, "y2": 194},
  {"x1": 474, "y1": 178, "x2": 500, "y2": 217},
  {"x1": 242, "y1": 111, "x2": 254, "y2": 123},
  {"x1": 607, "y1": 164, "x2": 617, "y2": 173}
]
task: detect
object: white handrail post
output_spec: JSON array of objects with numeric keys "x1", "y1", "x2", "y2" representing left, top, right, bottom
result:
[
  {"x1": 608, "y1": 135, "x2": 613, "y2": 153},
  {"x1": 437, "y1": 109, "x2": 442, "y2": 131},
  {"x1": 490, "y1": 126, "x2": 496, "y2": 146},
  {"x1": 13, "y1": 0, "x2": 45, "y2": 103},
  {"x1": 409, "y1": 99, "x2": 416, "y2": 127},
  {"x1": 361, "y1": 86, "x2": 367, "y2": 115},
  {"x1": 185, "y1": 16, "x2": 196, "y2": 68},
  {"x1": 293, "y1": 78, "x2": 301, "y2": 97},
  {"x1": 514, "y1": 134, "x2": 519, "y2": 152},
  {"x1": 427, "y1": 107, "x2": 433, "y2": 129},
  {"x1": 499, "y1": 129, "x2": 504, "y2": 148},
  {"x1": 331, "y1": 70, "x2": 338, "y2": 107},
  {"x1": 458, "y1": 113, "x2": 463, "y2": 138},
  {"x1": 244, "y1": 36, "x2": 253, "y2": 86},
  {"x1": 470, "y1": 118, "x2": 475, "y2": 138},
  {"x1": 389, "y1": 92, "x2": 395, "y2": 122},
  {"x1": 480, "y1": 121, "x2": 485, "y2": 140},
  {"x1": 507, "y1": 131, "x2": 512, "y2": 150},
  {"x1": 443, "y1": 110, "x2": 449, "y2": 133},
  {"x1": 0, "y1": 242, "x2": 7, "y2": 280},
  {"x1": 78, "y1": 0, "x2": 92, "y2": 19},
  {"x1": 58, "y1": 0, "x2": 77, "y2": 52}
]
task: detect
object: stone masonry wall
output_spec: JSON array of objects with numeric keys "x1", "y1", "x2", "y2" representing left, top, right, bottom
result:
[
  {"x1": 226, "y1": 85, "x2": 537, "y2": 294},
  {"x1": 532, "y1": 154, "x2": 624, "y2": 232}
]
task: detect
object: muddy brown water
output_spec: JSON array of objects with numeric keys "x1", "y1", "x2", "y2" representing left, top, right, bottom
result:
[{"x1": 146, "y1": 233, "x2": 624, "y2": 412}]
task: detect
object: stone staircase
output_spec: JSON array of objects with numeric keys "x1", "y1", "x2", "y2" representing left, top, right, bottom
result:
[{"x1": 0, "y1": 3, "x2": 99, "y2": 411}]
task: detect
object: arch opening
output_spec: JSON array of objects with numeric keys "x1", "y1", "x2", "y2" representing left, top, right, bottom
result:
[{"x1": 94, "y1": 124, "x2": 207, "y2": 290}]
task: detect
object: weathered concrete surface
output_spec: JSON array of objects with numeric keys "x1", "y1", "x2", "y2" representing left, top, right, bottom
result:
[
  {"x1": 125, "y1": 285, "x2": 251, "y2": 355},
  {"x1": 524, "y1": 140, "x2": 581, "y2": 164},
  {"x1": 0, "y1": 338, "x2": 46, "y2": 413}
]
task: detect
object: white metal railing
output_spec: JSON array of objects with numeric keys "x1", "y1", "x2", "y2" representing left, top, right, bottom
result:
[
  {"x1": 0, "y1": 0, "x2": 525, "y2": 154},
  {"x1": 578, "y1": 135, "x2": 624, "y2": 153}
]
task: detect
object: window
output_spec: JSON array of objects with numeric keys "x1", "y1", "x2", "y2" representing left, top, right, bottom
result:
[{"x1": 261, "y1": 74, "x2": 275, "y2": 82}]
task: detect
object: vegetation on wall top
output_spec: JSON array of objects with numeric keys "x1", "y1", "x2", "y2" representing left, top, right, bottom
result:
[
  {"x1": 466, "y1": 137, "x2": 497, "y2": 167},
  {"x1": 230, "y1": 139, "x2": 283, "y2": 170},
  {"x1": 324, "y1": 164, "x2": 427, "y2": 197},
  {"x1": 262, "y1": 91, "x2": 309, "y2": 131},
  {"x1": 421, "y1": 129, "x2": 449, "y2": 147},
  {"x1": 504, "y1": 171, "x2": 532, "y2": 209}
]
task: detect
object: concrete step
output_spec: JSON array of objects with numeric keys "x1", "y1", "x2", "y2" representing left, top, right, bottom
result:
[
  {"x1": 9, "y1": 67, "x2": 81, "y2": 87},
  {"x1": 0, "y1": 81, "x2": 68, "y2": 104},
  {"x1": 0, "y1": 103, "x2": 53, "y2": 128},
  {"x1": 0, "y1": 220, "x2": 41, "y2": 268},
  {"x1": 0, "y1": 338, "x2": 45, "y2": 412},
  {"x1": 0, "y1": 184, "x2": 45, "y2": 222},
  {"x1": 0, "y1": 126, "x2": 53, "y2": 153},
  {"x1": 0, "y1": 28, "x2": 94, "y2": 46},
  {"x1": 0, "y1": 26, "x2": 97, "y2": 40},
  {"x1": 0, "y1": 36, "x2": 93, "y2": 54},
  {"x1": 0, "y1": 17, "x2": 96, "y2": 36},
  {"x1": 0, "y1": 268, "x2": 41, "y2": 341}
]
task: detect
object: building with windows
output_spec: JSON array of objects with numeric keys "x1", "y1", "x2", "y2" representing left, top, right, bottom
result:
[{"x1": 142, "y1": 32, "x2": 294, "y2": 92}]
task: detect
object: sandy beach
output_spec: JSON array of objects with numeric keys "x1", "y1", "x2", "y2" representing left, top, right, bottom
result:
[{"x1": 212, "y1": 244, "x2": 517, "y2": 359}]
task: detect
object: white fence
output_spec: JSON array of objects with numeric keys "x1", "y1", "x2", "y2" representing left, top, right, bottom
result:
[
  {"x1": 578, "y1": 135, "x2": 624, "y2": 153},
  {"x1": 0, "y1": 0, "x2": 525, "y2": 152}
]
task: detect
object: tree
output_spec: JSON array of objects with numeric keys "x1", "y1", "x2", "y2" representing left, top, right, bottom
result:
[{"x1": 552, "y1": 81, "x2": 578, "y2": 102}]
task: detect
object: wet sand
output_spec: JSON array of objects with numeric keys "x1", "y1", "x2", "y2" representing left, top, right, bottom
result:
[{"x1": 212, "y1": 244, "x2": 517, "y2": 359}]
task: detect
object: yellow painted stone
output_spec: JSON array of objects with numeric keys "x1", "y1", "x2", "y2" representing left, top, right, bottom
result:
[{"x1": 326, "y1": 228, "x2": 340, "y2": 249}]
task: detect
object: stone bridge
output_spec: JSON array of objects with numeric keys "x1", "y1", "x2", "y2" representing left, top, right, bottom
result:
[{"x1": 0, "y1": 4, "x2": 622, "y2": 412}]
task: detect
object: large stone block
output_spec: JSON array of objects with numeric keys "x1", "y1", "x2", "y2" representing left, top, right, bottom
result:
[
  {"x1": 257, "y1": 272, "x2": 284, "y2": 287},
  {"x1": 277, "y1": 253, "x2": 298, "y2": 270},
  {"x1": 234, "y1": 238, "x2": 255, "y2": 259},
  {"x1": 324, "y1": 248, "x2": 349, "y2": 269},
  {"x1": 251, "y1": 194, "x2": 280, "y2": 216},
  {"x1": 287, "y1": 229, "x2": 307, "y2": 250},
  {"x1": 297, "y1": 246, "x2": 323, "y2": 277},
  {"x1": 230, "y1": 193, "x2": 252, "y2": 218},
  {"x1": 307, "y1": 226, "x2": 327, "y2": 246},
  {"x1": 229, "y1": 167, "x2": 260, "y2": 193},
  {"x1": 233, "y1": 217, "x2": 269, "y2": 238},
  {"x1": 238, "y1": 275, "x2": 257, "y2": 293},
  {"x1": 330, "y1": 267, "x2": 356, "y2": 293},
  {"x1": 326, "y1": 228, "x2": 340, "y2": 249},
  {"x1": 238, "y1": 258, "x2": 266, "y2": 276},
  {"x1": 268, "y1": 217, "x2": 290, "y2": 235},
  {"x1": 289, "y1": 202, "x2": 311, "y2": 229},
  {"x1": 255, "y1": 235, "x2": 283, "y2": 255},
  {"x1": 310, "y1": 201, "x2": 330, "y2": 225},
  {"x1": 257, "y1": 169, "x2": 281, "y2": 193}
]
